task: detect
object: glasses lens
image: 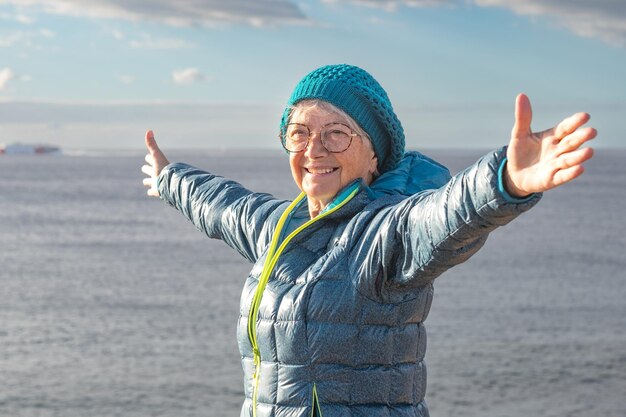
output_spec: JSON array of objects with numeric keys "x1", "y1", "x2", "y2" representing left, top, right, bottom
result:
[
  {"x1": 322, "y1": 124, "x2": 353, "y2": 152},
  {"x1": 284, "y1": 124, "x2": 309, "y2": 152}
]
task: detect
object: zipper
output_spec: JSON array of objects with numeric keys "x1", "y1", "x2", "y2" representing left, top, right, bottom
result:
[
  {"x1": 311, "y1": 383, "x2": 323, "y2": 417},
  {"x1": 247, "y1": 187, "x2": 359, "y2": 417}
]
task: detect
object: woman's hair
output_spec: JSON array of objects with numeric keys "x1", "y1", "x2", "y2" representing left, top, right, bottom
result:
[{"x1": 288, "y1": 99, "x2": 376, "y2": 155}]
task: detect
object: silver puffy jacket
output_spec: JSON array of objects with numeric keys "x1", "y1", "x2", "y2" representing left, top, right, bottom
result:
[{"x1": 157, "y1": 148, "x2": 540, "y2": 417}]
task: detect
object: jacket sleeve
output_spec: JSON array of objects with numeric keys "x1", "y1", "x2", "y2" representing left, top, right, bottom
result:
[
  {"x1": 351, "y1": 147, "x2": 542, "y2": 302},
  {"x1": 157, "y1": 162, "x2": 287, "y2": 263}
]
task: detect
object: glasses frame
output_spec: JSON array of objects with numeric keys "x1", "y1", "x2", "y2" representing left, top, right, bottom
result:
[{"x1": 279, "y1": 122, "x2": 360, "y2": 153}]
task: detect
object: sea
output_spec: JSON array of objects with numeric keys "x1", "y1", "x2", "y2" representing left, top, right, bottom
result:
[{"x1": 1, "y1": 148, "x2": 625, "y2": 417}]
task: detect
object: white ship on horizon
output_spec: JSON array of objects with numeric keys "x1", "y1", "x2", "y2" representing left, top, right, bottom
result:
[{"x1": 0, "y1": 143, "x2": 61, "y2": 155}]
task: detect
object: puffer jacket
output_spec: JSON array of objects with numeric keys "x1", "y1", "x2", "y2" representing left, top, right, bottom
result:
[{"x1": 157, "y1": 148, "x2": 541, "y2": 417}]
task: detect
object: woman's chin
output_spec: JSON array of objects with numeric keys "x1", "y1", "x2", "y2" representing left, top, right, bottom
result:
[{"x1": 303, "y1": 184, "x2": 338, "y2": 205}]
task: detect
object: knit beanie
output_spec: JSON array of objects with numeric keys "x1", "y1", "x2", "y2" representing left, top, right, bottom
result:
[{"x1": 280, "y1": 64, "x2": 406, "y2": 174}]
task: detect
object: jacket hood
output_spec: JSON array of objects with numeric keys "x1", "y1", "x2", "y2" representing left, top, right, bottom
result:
[{"x1": 367, "y1": 151, "x2": 451, "y2": 199}]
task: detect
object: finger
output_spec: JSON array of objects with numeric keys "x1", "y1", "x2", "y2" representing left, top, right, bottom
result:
[
  {"x1": 147, "y1": 188, "x2": 160, "y2": 197},
  {"x1": 555, "y1": 147, "x2": 595, "y2": 170},
  {"x1": 553, "y1": 112, "x2": 591, "y2": 140},
  {"x1": 569, "y1": 146, "x2": 595, "y2": 166},
  {"x1": 512, "y1": 93, "x2": 532, "y2": 139},
  {"x1": 142, "y1": 177, "x2": 153, "y2": 187},
  {"x1": 553, "y1": 164, "x2": 586, "y2": 187},
  {"x1": 141, "y1": 164, "x2": 153, "y2": 177},
  {"x1": 145, "y1": 129, "x2": 155, "y2": 149},
  {"x1": 145, "y1": 152, "x2": 154, "y2": 165},
  {"x1": 557, "y1": 127, "x2": 597, "y2": 154},
  {"x1": 145, "y1": 129, "x2": 166, "y2": 160}
]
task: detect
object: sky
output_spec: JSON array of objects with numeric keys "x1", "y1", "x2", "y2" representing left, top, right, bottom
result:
[{"x1": 0, "y1": 0, "x2": 625, "y2": 151}]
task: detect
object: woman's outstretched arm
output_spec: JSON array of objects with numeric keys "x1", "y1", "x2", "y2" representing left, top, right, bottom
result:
[
  {"x1": 353, "y1": 94, "x2": 597, "y2": 300},
  {"x1": 140, "y1": 130, "x2": 285, "y2": 263}
]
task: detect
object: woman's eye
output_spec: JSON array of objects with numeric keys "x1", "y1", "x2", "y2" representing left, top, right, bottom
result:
[{"x1": 327, "y1": 129, "x2": 350, "y2": 139}]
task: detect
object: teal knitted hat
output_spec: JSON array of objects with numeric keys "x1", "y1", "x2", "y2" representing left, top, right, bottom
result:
[{"x1": 280, "y1": 64, "x2": 406, "y2": 174}]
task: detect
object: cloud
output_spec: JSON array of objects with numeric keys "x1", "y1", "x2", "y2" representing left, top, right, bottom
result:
[
  {"x1": 129, "y1": 34, "x2": 194, "y2": 49},
  {"x1": 16, "y1": 13, "x2": 35, "y2": 24},
  {"x1": 105, "y1": 27, "x2": 192, "y2": 49},
  {"x1": 6, "y1": 0, "x2": 621, "y2": 46},
  {"x1": 172, "y1": 68, "x2": 207, "y2": 85},
  {"x1": 0, "y1": 11, "x2": 35, "y2": 23},
  {"x1": 109, "y1": 28, "x2": 125, "y2": 40},
  {"x1": 2, "y1": 0, "x2": 623, "y2": 47},
  {"x1": 322, "y1": 0, "x2": 454, "y2": 11},
  {"x1": 0, "y1": 67, "x2": 15, "y2": 90},
  {"x1": 0, "y1": 68, "x2": 31, "y2": 91},
  {"x1": 0, "y1": 0, "x2": 308, "y2": 27},
  {"x1": 473, "y1": 0, "x2": 626, "y2": 47},
  {"x1": 39, "y1": 28, "x2": 55, "y2": 37},
  {"x1": 0, "y1": 32, "x2": 25, "y2": 47},
  {"x1": 0, "y1": 98, "x2": 282, "y2": 150},
  {"x1": 1, "y1": 98, "x2": 622, "y2": 149},
  {"x1": 0, "y1": 29, "x2": 54, "y2": 47},
  {"x1": 329, "y1": 0, "x2": 626, "y2": 47},
  {"x1": 118, "y1": 75, "x2": 134, "y2": 84}
]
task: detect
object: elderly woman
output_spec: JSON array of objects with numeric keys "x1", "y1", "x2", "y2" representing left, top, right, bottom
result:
[{"x1": 141, "y1": 65, "x2": 595, "y2": 417}]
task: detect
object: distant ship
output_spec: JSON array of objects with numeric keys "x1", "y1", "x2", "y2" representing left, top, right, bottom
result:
[{"x1": 0, "y1": 143, "x2": 61, "y2": 155}]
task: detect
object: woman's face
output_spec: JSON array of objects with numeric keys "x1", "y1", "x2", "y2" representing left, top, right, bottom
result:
[{"x1": 288, "y1": 106, "x2": 378, "y2": 209}]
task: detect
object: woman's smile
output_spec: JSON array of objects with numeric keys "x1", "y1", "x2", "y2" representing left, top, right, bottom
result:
[{"x1": 304, "y1": 166, "x2": 338, "y2": 175}]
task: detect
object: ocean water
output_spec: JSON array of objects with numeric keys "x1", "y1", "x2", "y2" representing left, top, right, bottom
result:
[{"x1": 1, "y1": 148, "x2": 625, "y2": 417}]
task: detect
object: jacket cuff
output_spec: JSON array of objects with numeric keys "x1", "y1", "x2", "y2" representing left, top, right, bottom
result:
[
  {"x1": 497, "y1": 157, "x2": 537, "y2": 204},
  {"x1": 155, "y1": 162, "x2": 179, "y2": 200}
]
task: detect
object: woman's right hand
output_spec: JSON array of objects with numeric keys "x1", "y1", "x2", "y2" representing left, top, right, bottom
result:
[
  {"x1": 504, "y1": 94, "x2": 596, "y2": 197},
  {"x1": 142, "y1": 130, "x2": 170, "y2": 197}
]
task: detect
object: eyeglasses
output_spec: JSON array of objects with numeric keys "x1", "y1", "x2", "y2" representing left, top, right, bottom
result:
[{"x1": 280, "y1": 122, "x2": 360, "y2": 153}]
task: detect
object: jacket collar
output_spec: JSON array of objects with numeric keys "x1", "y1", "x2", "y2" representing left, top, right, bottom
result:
[
  {"x1": 294, "y1": 179, "x2": 369, "y2": 222},
  {"x1": 294, "y1": 150, "x2": 451, "y2": 221},
  {"x1": 367, "y1": 150, "x2": 451, "y2": 198}
]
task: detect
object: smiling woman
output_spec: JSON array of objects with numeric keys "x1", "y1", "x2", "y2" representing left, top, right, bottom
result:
[{"x1": 141, "y1": 64, "x2": 596, "y2": 417}]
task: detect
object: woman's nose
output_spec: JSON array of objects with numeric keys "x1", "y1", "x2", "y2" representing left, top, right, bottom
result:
[{"x1": 305, "y1": 131, "x2": 328, "y2": 158}]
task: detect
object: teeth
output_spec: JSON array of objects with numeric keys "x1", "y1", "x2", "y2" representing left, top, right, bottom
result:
[{"x1": 308, "y1": 168, "x2": 335, "y2": 174}]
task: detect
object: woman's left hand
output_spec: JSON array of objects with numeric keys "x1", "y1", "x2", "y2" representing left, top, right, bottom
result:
[
  {"x1": 504, "y1": 93, "x2": 597, "y2": 198},
  {"x1": 142, "y1": 130, "x2": 170, "y2": 197}
]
